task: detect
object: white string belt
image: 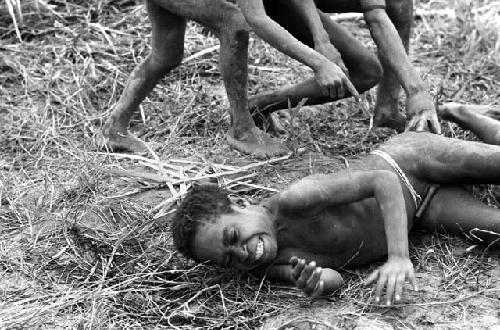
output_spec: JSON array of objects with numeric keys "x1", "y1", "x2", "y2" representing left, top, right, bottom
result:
[{"x1": 370, "y1": 150, "x2": 422, "y2": 209}]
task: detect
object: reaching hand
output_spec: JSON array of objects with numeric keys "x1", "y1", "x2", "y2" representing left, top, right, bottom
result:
[
  {"x1": 314, "y1": 62, "x2": 359, "y2": 100},
  {"x1": 364, "y1": 256, "x2": 418, "y2": 305},
  {"x1": 405, "y1": 92, "x2": 441, "y2": 134},
  {"x1": 289, "y1": 256, "x2": 324, "y2": 297},
  {"x1": 313, "y1": 42, "x2": 359, "y2": 100}
]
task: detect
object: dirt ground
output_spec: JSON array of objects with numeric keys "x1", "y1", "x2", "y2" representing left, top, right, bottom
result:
[{"x1": 1, "y1": 0, "x2": 500, "y2": 329}]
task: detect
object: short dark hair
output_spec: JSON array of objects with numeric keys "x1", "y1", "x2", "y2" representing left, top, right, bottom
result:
[{"x1": 171, "y1": 184, "x2": 233, "y2": 261}]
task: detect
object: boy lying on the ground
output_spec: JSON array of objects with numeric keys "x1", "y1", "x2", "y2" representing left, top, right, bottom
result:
[{"x1": 172, "y1": 103, "x2": 500, "y2": 305}]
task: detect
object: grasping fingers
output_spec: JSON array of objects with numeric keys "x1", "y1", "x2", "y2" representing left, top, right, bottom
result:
[
  {"x1": 394, "y1": 273, "x2": 406, "y2": 302},
  {"x1": 296, "y1": 261, "x2": 316, "y2": 289},
  {"x1": 289, "y1": 257, "x2": 325, "y2": 297},
  {"x1": 384, "y1": 274, "x2": 397, "y2": 305},
  {"x1": 290, "y1": 257, "x2": 306, "y2": 281},
  {"x1": 306, "y1": 268, "x2": 324, "y2": 297}
]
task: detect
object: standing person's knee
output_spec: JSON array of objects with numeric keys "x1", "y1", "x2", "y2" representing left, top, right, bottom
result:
[
  {"x1": 348, "y1": 55, "x2": 383, "y2": 92},
  {"x1": 144, "y1": 49, "x2": 183, "y2": 78}
]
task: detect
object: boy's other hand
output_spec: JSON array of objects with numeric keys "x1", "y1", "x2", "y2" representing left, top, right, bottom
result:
[
  {"x1": 363, "y1": 255, "x2": 417, "y2": 305},
  {"x1": 289, "y1": 256, "x2": 324, "y2": 297}
]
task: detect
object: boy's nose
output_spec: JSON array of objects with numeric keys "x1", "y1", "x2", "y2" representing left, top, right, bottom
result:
[{"x1": 231, "y1": 244, "x2": 248, "y2": 262}]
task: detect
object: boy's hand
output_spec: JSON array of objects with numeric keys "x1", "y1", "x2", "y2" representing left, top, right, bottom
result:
[
  {"x1": 364, "y1": 255, "x2": 418, "y2": 305},
  {"x1": 314, "y1": 59, "x2": 359, "y2": 100},
  {"x1": 406, "y1": 91, "x2": 441, "y2": 134},
  {"x1": 289, "y1": 256, "x2": 324, "y2": 297}
]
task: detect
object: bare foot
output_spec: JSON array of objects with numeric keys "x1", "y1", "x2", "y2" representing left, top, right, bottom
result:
[
  {"x1": 373, "y1": 105, "x2": 406, "y2": 133},
  {"x1": 97, "y1": 128, "x2": 148, "y2": 153},
  {"x1": 227, "y1": 126, "x2": 289, "y2": 159}
]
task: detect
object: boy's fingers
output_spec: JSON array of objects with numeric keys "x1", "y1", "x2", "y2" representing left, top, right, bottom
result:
[
  {"x1": 291, "y1": 259, "x2": 306, "y2": 281},
  {"x1": 311, "y1": 280, "x2": 324, "y2": 298},
  {"x1": 375, "y1": 273, "x2": 387, "y2": 304},
  {"x1": 306, "y1": 267, "x2": 322, "y2": 289},
  {"x1": 297, "y1": 262, "x2": 316, "y2": 288},
  {"x1": 385, "y1": 275, "x2": 397, "y2": 305},
  {"x1": 394, "y1": 273, "x2": 405, "y2": 302}
]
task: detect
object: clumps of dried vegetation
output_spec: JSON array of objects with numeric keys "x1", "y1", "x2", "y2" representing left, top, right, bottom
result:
[{"x1": 1, "y1": 0, "x2": 499, "y2": 328}]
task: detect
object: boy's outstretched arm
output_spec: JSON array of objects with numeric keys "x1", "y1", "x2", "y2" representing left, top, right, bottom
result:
[
  {"x1": 280, "y1": 170, "x2": 417, "y2": 304},
  {"x1": 236, "y1": 0, "x2": 355, "y2": 99},
  {"x1": 362, "y1": 6, "x2": 440, "y2": 133}
]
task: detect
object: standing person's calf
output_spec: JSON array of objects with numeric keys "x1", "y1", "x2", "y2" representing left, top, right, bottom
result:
[{"x1": 101, "y1": 0, "x2": 288, "y2": 158}]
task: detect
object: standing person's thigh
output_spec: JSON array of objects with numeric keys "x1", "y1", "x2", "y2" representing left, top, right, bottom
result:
[
  {"x1": 263, "y1": 0, "x2": 314, "y2": 47},
  {"x1": 417, "y1": 185, "x2": 500, "y2": 243}
]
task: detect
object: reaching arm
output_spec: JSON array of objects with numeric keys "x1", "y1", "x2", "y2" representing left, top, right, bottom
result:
[
  {"x1": 236, "y1": 0, "x2": 357, "y2": 98},
  {"x1": 363, "y1": 7, "x2": 440, "y2": 133},
  {"x1": 280, "y1": 170, "x2": 417, "y2": 303}
]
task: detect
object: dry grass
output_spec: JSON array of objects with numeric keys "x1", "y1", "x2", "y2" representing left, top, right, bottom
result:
[{"x1": 1, "y1": 0, "x2": 500, "y2": 328}]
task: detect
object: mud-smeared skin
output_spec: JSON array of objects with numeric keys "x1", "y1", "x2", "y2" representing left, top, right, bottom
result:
[{"x1": 227, "y1": 126, "x2": 288, "y2": 159}]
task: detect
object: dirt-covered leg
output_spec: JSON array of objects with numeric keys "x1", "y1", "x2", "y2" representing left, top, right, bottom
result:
[
  {"x1": 439, "y1": 103, "x2": 500, "y2": 145},
  {"x1": 417, "y1": 185, "x2": 500, "y2": 247},
  {"x1": 249, "y1": 10, "x2": 382, "y2": 118},
  {"x1": 219, "y1": 15, "x2": 288, "y2": 158},
  {"x1": 100, "y1": 1, "x2": 186, "y2": 152}
]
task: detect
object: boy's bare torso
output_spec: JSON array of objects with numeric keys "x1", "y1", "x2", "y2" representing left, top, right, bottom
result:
[{"x1": 273, "y1": 132, "x2": 445, "y2": 268}]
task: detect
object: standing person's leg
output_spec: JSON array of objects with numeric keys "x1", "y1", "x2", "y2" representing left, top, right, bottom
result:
[
  {"x1": 249, "y1": 5, "x2": 383, "y2": 117},
  {"x1": 439, "y1": 103, "x2": 500, "y2": 145},
  {"x1": 215, "y1": 8, "x2": 288, "y2": 157},
  {"x1": 101, "y1": 1, "x2": 186, "y2": 152},
  {"x1": 417, "y1": 185, "x2": 500, "y2": 246}
]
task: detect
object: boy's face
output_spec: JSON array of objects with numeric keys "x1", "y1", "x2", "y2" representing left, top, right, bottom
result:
[{"x1": 192, "y1": 200, "x2": 278, "y2": 271}]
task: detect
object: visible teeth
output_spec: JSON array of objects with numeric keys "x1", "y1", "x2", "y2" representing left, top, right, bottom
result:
[{"x1": 255, "y1": 239, "x2": 263, "y2": 261}]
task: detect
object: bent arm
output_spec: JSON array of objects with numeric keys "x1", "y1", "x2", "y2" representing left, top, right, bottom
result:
[
  {"x1": 280, "y1": 170, "x2": 410, "y2": 258},
  {"x1": 363, "y1": 9, "x2": 426, "y2": 98},
  {"x1": 236, "y1": 0, "x2": 328, "y2": 71}
]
